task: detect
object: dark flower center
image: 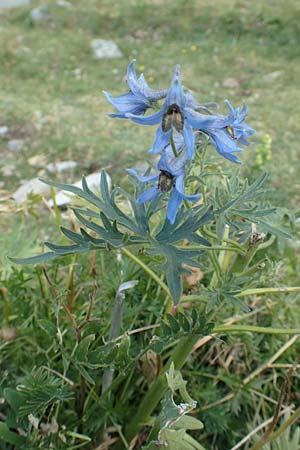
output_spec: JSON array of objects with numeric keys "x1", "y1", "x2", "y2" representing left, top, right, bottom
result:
[
  {"x1": 162, "y1": 103, "x2": 184, "y2": 133},
  {"x1": 226, "y1": 126, "x2": 235, "y2": 139},
  {"x1": 158, "y1": 170, "x2": 175, "y2": 192}
]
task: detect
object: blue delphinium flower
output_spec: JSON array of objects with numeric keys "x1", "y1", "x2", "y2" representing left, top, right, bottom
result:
[
  {"x1": 103, "y1": 60, "x2": 167, "y2": 118},
  {"x1": 185, "y1": 100, "x2": 255, "y2": 163},
  {"x1": 127, "y1": 144, "x2": 201, "y2": 224},
  {"x1": 125, "y1": 65, "x2": 197, "y2": 160}
]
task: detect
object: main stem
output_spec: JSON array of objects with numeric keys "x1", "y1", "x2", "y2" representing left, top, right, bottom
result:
[{"x1": 125, "y1": 334, "x2": 199, "y2": 442}]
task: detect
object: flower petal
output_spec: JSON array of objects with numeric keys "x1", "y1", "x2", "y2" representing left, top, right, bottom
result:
[
  {"x1": 183, "y1": 123, "x2": 195, "y2": 160},
  {"x1": 127, "y1": 60, "x2": 167, "y2": 101},
  {"x1": 127, "y1": 169, "x2": 159, "y2": 183},
  {"x1": 175, "y1": 175, "x2": 201, "y2": 201},
  {"x1": 103, "y1": 91, "x2": 148, "y2": 117},
  {"x1": 167, "y1": 189, "x2": 183, "y2": 224},
  {"x1": 185, "y1": 108, "x2": 230, "y2": 129},
  {"x1": 208, "y1": 129, "x2": 243, "y2": 164},
  {"x1": 126, "y1": 110, "x2": 163, "y2": 126},
  {"x1": 165, "y1": 65, "x2": 185, "y2": 109},
  {"x1": 150, "y1": 127, "x2": 172, "y2": 154},
  {"x1": 137, "y1": 186, "x2": 160, "y2": 203}
]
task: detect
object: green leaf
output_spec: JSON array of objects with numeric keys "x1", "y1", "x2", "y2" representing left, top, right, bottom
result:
[
  {"x1": 45, "y1": 241, "x2": 89, "y2": 255},
  {"x1": 8, "y1": 251, "x2": 56, "y2": 265},
  {"x1": 177, "y1": 312, "x2": 191, "y2": 332},
  {"x1": 75, "y1": 364, "x2": 95, "y2": 385},
  {"x1": 166, "y1": 314, "x2": 181, "y2": 334},
  {"x1": 38, "y1": 319, "x2": 57, "y2": 338},
  {"x1": 0, "y1": 423, "x2": 26, "y2": 446},
  {"x1": 60, "y1": 227, "x2": 85, "y2": 244},
  {"x1": 224, "y1": 293, "x2": 252, "y2": 313},
  {"x1": 73, "y1": 335, "x2": 95, "y2": 362}
]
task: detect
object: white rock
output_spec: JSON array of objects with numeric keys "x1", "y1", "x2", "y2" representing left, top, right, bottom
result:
[
  {"x1": 0, "y1": 0, "x2": 30, "y2": 8},
  {"x1": 48, "y1": 172, "x2": 112, "y2": 208},
  {"x1": 90, "y1": 39, "x2": 123, "y2": 60},
  {"x1": 222, "y1": 77, "x2": 240, "y2": 88},
  {"x1": 263, "y1": 71, "x2": 282, "y2": 82},
  {"x1": 7, "y1": 139, "x2": 24, "y2": 152},
  {"x1": 0, "y1": 126, "x2": 9, "y2": 137},
  {"x1": 46, "y1": 160, "x2": 78, "y2": 173},
  {"x1": 12, "y1": 178, "x2": 51, "y2": 202},
  {"x1": 30, "y1": 6, "x2": 49, "y2": 23},
  {"x1": 56, "y1": 0, "x2": 72, "y2": 7}
]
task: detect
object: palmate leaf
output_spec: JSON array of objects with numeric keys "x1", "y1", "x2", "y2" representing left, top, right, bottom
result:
[
  {"x1": 149, "y1": 244, "x2": 203, "y2": 304},
  {"x1": 212, "y1": 172, "x2": 291, "y2": 241},
  {"x1": 155, "y1": 205, "x2": 213, "y2": 246}
]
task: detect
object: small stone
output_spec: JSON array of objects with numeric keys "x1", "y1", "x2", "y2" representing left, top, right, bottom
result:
[
  {"x1": 0, "y1": 126, "x2": 9, "y2": 137},
  {"x1": 46, "y1": 160, "x2": 78, "y2": 173},
  {"x1": 0, "y1": 0, "x2": 30, "y2": 9},
  {"x1": 48, "y1": 172, "x2": 112, "y2": 208},
  {"x1": 56, "y1": 0, "x2": 72, "y2": 7},
  {"x1": 29, "y1": 6, "x2": 49, "y2": 23},
  {"x1": 222, "y1": 77, "x2": 240, "y2": 88},
  {"x1": 263, "y1": 71, "x2": 282, "y2": 82},
  {"x1": 28, "y1": 154, "x2": 48, "y2": 167},
  {"x1": 12, "y1": 178, "x2": 51, "y2": 202},
  {"x1": 7, "y1": 139, "x2": 24, "y2": 152},
  {"x1": 90, "y1": 39, "x2": 123, "y2": 60}
]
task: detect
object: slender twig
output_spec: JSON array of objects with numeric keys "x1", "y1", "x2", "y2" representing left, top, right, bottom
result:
[
  {"x1": 247, "y1": 358, "x2": 300, "y2": 450},
  {"x1": 202, "y1": 335, "x2": 299, "y2": 411},
  {"x1": 230, "y1": 407, "x2": 293, "y2": 450},
  {"x1": 42, "y1": 366, "x2": 75, "y2": 387},
  {"x1": 266, "y1": 407, "x2": 300, "y2": 443},
  {"x1": 122, "y1": 247, "x2": 171, "y2": 299}
]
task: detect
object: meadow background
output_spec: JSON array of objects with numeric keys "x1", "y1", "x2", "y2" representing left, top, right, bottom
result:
[{"x1": 1, "y1": 0, "x2": 300, "y2": 449}]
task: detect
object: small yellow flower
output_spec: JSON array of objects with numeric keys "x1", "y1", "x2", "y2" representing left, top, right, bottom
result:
[
  {"x1": 191, "y1": 45, "x2": 197, "y2": 52},
  {"x1": 148, "y1": 76, "x2": 154, "y2": 83},
  {"x1": 139, "y1": 65, "x2": 145, "y2": 71}
]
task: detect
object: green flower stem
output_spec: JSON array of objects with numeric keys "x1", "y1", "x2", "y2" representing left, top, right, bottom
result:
[
  {"x1": 125, "y1": 334, "x2": 199, "y2": 443},
  {"x1": 203, "y1": 227, "x2": 245, "y2": 253},
  {"x1": 170, "y1": 135, "x2": 179, "y2": 158},
  {"x1": 236, "y1": 286, "x2": 300, "y2": 297},
  {"x1": 121, "y1": 247, "x2": 171, "y2": 300},
  {"x1": 213, "y1": 325, "x2": 300, "y2": 335},
  {"x1": 181, "y1": 286, "x2": 300, "y2": 304}
]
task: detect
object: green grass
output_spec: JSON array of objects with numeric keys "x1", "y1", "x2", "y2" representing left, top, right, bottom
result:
[
  {"x1": 1, "y1": 1, "x2": 300, "y2": 449},
  {"x1": 0, "y1": 0, "x2": 300, "y2": 202}
]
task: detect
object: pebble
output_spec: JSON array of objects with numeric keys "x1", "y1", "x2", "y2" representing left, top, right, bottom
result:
[
  {"x1": 56, "y1": 0, "x2": 72, "y2": 7},
  {"x1": 263, "y1": 71, "x2": 282, "y2": 82},
  {"x1": 46, "y1": 160, "x2": 78, "y2": 174},
  {"x1": 90, "y1": 39, "x2": 123, "y2": 59},
  {"x1": 0, "y1": 0, "x2": 30, "y2": 8},
  {"x1": 48, "y1": 172, "x2": 112, "y2": 208},
  {"x1": 12, "y1": 178, "x2": 51, "y2": 202},
  {"x1": 7, "y1": 139, "x2": 24, "y2": 152},
  {"x1": 0, "y1": 126, "x2": 9, "y2": 137},
  {"x1": 29, "y1": 6, "x2": 49, "y2": 23},
  {"x1": 222, "y1": 77, "x2": 240, "y2": 88}
]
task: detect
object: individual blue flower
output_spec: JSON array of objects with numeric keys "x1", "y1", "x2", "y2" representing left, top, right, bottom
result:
[
  {"x1": 103, "y1": 60, "x2": 167, "y2": 118},
  {"x1": 125, "y1": 65, "x2": 197, "y2": 160},
  {"x1": 127, "y1": 146, "x2": 201, "y2": 224},
  {"x1": 184, "y1": 100, "x2": 255, "y2": 163}
]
